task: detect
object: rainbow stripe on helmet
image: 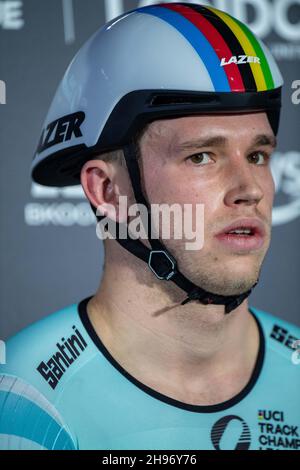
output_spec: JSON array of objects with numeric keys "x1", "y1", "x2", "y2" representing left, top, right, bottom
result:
[{"x1": 137, "y1": 3, "x2": 275, "y2": 92}]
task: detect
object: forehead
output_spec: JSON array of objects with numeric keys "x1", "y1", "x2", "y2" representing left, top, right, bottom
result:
[{"x1": 140, "y1": 112, "x2": 272, "y2": 149}]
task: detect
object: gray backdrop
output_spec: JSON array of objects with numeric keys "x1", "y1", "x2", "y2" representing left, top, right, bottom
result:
[{"x1": 0, "y1": 0, "x2": 299, "y2": 340}]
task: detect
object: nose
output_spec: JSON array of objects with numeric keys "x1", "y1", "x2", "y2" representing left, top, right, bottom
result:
[{"x1": 223, "y1": 156, "x2": 264, "y2": 208}]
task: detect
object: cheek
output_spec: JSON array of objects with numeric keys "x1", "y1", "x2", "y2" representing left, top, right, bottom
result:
[
  {"x1": 270, "y1": 173, "x2": 276, "y2": 199},
  {"x1": 149, "y1": 178, "x2": 213, "y2": 207},
  {"x1": 145, "y1": 162, "x2": 212, "y2": 205},
  {"x1": 141, "y1": 158, "x2": 164, "y2": 202},
  {"x1": 260, "y1": 171, "x2": 275, "y2": 204}
]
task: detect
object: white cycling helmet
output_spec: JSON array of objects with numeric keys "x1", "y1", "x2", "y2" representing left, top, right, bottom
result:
[{"x1": 32, "y1": 3, "x2": 283, "y2": 313}]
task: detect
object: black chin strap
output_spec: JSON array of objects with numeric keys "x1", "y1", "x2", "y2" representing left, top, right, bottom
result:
[{"x1": 93, "y1": 141, "x2": 258, "y2": 314}]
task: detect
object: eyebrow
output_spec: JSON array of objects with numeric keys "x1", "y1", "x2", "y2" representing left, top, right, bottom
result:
[{"x1": 175, "y1": 134, "x2": 277, "y2": 151}]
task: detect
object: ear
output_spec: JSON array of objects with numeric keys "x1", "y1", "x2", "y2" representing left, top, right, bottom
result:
[{"x1": 80, "y1": 159, "x2": 128, "y2": 223}]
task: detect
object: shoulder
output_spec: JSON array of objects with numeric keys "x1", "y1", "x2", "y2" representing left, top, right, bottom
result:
[
  {"x1": 0, "y1": 300, "x2": 95, "y2": 449},
  {"x1": 1, "y1": 301, "x2": 94, "y2": 390},
  {"x1": 250, "y1": 305, "x2": 300, "y2": 363}
]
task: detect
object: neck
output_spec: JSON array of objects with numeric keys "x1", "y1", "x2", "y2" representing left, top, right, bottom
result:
[{"x1": 86, "y1": 246, "x2": 260, "y2": 405}]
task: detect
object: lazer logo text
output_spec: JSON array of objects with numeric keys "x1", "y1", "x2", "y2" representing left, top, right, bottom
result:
[
  {"x1": 220, "y1": 55, "x2": 261, "y2": 66},
  {"x1": 37, "y1": 111, "x2": 85, "y2": 153}
]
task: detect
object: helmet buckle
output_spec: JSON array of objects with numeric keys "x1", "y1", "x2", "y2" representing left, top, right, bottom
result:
[{"x1": 148, "y1": 250, "x2": 176, "y2": 281}]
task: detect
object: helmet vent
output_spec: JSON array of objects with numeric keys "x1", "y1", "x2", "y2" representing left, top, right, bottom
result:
[{"x1": 149, "y1": 93, "x2": 218, "y2": 107}]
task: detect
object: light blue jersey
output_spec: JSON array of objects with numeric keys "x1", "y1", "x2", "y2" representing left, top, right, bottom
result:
[{"x1": 0, "y1": 297, "x2": 299, "y2": 450}]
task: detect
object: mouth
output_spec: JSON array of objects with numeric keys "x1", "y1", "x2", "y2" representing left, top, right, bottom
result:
[{"x1": 214, "y1": 218, "x2": 266, "y2": 251}]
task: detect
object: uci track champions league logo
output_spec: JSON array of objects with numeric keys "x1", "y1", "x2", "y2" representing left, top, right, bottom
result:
[
  {"x1": 211, "y1": 415, "x2": 252, "y2": 450},
  {"x1": 210, "y1": 411, "x2": 300, "y2": 450}
]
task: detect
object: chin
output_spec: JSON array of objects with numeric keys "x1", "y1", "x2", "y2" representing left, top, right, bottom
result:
[
  {"x1": 220, "y1": 265, "x2": 260, "y2": 292},
  {"x1": 210, "y1": 278, "x2": 257, "y2": 296},
  {"x1": 193, "y1": 262, "x2": 260, "y2": 296},
  {"x1": 175, "y1": 246, "x2": 263, "y2": 295}
]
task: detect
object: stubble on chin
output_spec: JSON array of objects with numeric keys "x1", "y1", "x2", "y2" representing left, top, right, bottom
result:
[{"x1": 168, "y1": 239, "x2": 268, "y2": 296}]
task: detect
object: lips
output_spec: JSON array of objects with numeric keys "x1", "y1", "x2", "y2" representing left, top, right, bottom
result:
[
  {"x1": 214, "y1": 218, "x2": 266, "y2": 251},
  {"x1": 216, "y1": 218, "x2": 265, "y2": 237}
]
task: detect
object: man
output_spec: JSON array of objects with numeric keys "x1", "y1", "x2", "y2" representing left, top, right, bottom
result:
[{"x1": 0, "y1": 3, "x2": 299, "y2": 451}]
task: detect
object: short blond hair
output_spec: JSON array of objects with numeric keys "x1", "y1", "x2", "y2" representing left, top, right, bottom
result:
[{"x1": 94, "y1": 148, "x2": 126, "y2": 166}]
